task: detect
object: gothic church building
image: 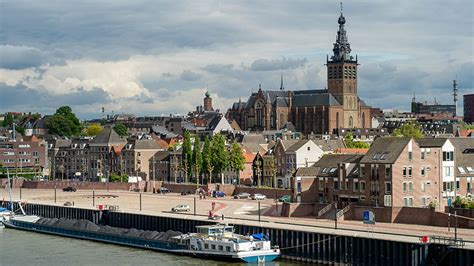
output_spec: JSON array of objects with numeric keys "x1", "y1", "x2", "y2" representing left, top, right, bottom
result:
[{"x1": 226, "y1": 11, "x2": 371, "y2": 134}]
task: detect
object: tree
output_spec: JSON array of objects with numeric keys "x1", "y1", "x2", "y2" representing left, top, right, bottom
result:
[
  {"x1": 392, "y1": 122, "x2": 423, "y2": 138},
  {"x1": 113, "y1": 123, "x2": 128, "y2": 137},
  {"x1": 45, "y1": 115, "x2": 76, "y2": 137},
  {"x1": 16, "y1": 126, "x2": 25, "y2": 136},
  {"x1": 86, "y1": 123, "x2": 104, "y2": 136},
  {"x1": 45, "y1": 106, "x2": 82, "y2": 137},
  {"x1": 229, "y1": 140, "x2": 245, "y2": 184},
  {"x1": 2, "y1": 113, "x2": 13, "y2": 127},
  {"x1": 202, "y1": 135, "x2": 212, "y2": 183},
  {"x1": 192, "y1": 136, "x2": 202, "y2": 185},
  {"x1": 182, "y1": 131, "x2": 193, "y2": 183},
  {"x1": 211, "y1": 134, "x2": 229, "y2": 183},
  {"x1": 344, "y1": 133, "x2": 370, "y2": 149}
]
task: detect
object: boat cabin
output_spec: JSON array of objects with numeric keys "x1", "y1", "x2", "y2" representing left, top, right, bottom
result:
[{"x1": 195, "y1": 224, "x2": 234, "y2": 238}]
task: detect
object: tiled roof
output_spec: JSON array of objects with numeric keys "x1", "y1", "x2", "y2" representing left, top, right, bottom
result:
[
  {"x1": 416, "y1": 138, "x2": 448, "y2": 148},
  {"x1": 90, "y1": 128, "x2": 125, "y2": 145},
  {"x1": 360, "y1": 137, "x2": 411, "y2": 164},
  {"x1": 292, "y1": 93, "x2": 340, "y2": 107},
  {"x1": 295, "y1": 167, "x2": 321, "y2": 177},
  {"x1": 286, "y1": 140, "x2": 313, "y2": 153},
  {"x1": 279, "y1": 140, "x2": 300, "y2": 151},
  {"x1": 133, "y1": 139, "x2": 163, "y2": 150},
  {"x1": 313, "y1": 139, "x2": 346, "y2": 152},
  {"x1": 314, "y1": 154, "x2": 363, "y2": 168},
  {"x1": 450, "y1": 138, "x2": 474, "y2": 177}
]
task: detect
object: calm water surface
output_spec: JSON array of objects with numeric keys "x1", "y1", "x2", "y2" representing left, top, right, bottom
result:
[{"x1": 0, "y1": 228, "x2": 312, "y2": 266}]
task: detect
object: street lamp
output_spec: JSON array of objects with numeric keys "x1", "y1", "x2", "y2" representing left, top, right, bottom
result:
[{"x1": 152, "y1": 156, "x2": 156, "y2": 193}]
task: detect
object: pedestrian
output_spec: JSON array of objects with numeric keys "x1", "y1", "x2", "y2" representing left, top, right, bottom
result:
[{"x1": 221, "y1": 214, "x2": 224, "y2": 220}]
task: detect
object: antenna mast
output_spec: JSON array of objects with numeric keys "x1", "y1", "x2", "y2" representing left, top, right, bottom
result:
[{"x1": 453, "y1": 80, "x2": 458, "y2": 117}]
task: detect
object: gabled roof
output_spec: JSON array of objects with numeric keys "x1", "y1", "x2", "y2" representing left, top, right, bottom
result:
[
  {"x1": 132, "y1": 139, "x2": 163, "y2": 150},
  {"x1": 313, "y1": 139, "x2": 345, "y2": 152},
  {"x1": 286, "y1": 140, "x2": 314, "y2": 153},
  {"x1": 278, "y1": 139, "x2": 300, "y2": 151},
  {"x1": 450, "y1": 138, "x2": 474, "y2": 177},
  {"x1": 314, "y1": 154, "x2": 363, "y2": 168},
  {"x1": 90, "y1": 128, "x2": 125, "y2": 145},
  {"x1": 360, "y1": 137, "x2": 411, "y2": 164},
  {"x1": 295, "y1": 167, "x2": 321, "y2": 177},
  {"x1": 416, "y1": 138, "x2": 448, "y2": 148},
  {"x1": 152, "y1": 151, "x2": 170, "y2": 162},
  {"x1": 279, "y1": 122, "x2": 296, "y2": 132}
]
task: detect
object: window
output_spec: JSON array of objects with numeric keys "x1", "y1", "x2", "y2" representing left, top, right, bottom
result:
[
  {"x1": 384, "y1": 195, "x2": 392, "y2": 207},
  {"x1": 307, "y1": 146, "x2": 310, "y2": 151},
  {"x1": 403, "y1": 197, "x2": 408, "y2": 207},
  {"x1": 319, "y1": 179, "x2": 324, "y2": 191},
  {"x1": 408, "y1": 167, "x2": 412, "y2": 177},
  {"x1": 385, "y1": 182, "x2": 391, "y2": 194},
  {"x1": 211, "y1": 244, "x2": 216, "y2": 250},
  {"x1": 458, "y1": 167, "x2": 466, "y2": 174},
  {"x1": 443, "y1": 151, "x2": 454, "y2": 161},
  {"x1": 421, "y1": 167, "x2": 425, "y2": 177},
  {"x1": 334, "y1": 181, "x2": 339, "y2": 190},
  {"x1": 204, "y1": 244, "x2": 209, "y2": 249},
  {"x1": 403, "y1": 182, "x2": 407, "y2": 193},
  {"x1": 360, "y1": 181, "x2": 366, "y2": 192},
  {"x1": 353, "y1": 180, "x2": 359, "y2": 192},
  {"x1": 218, "y1": 245, "x2": 224, "y2": 251},
  {"x1": 385, "y1": 165, "x2": 391, "y2": 178},
  {"x1": 346, "y1": 181, "x2": 349, "y2": 190},
  {"x1": 408, "y1": 182, "x2": 413, "y2": 192},
  {"x1": 468, "y1": 178, "x2": 471, "y2": 192},
  {"x1": 444, "y1": 166, "x2": 452, "y2": 177},
  {"x1": 456, "y1": 178, "x2": 460, "y2": 191},
  {"x1": 408, "y1": 197, "x2": 413, "y2": 207},
  {"x1": 408, "y1": 151, "x2": 412, "y2": 161},
  {"x1": 403, "y1": 167, "x2": 407, "y2": 177},
  {"x1": 226, "y1": 246, "x2": 231, "y2": 252},
  {"x1": 421, "y1": 149, "x2": 425, "y2": 160}
]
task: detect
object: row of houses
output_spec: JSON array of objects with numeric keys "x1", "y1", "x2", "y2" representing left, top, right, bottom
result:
[{"x1": 292, "y1": 137, "x2": 474, "y2": 211}]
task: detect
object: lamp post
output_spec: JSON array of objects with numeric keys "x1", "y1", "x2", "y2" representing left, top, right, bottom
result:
[{"x1": 152, "y1": 156, "x2": 156, "y2": 193}]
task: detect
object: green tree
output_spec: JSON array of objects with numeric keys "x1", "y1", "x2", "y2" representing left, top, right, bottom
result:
[
  {"x1": 16, "y1": 126, "x2": 26, "y2": 136},
  {"x1": 2, "y1": 113, "x2": 13, "y2": 127},
  {"x1": 211, "y1": 134, "x2": 229, "y2": 183},
  {"x1": 192, "y1": 136, "x2": 202, "y2": 185},
  {"x1": 113, "y1": 123, "x2": 128, "y2": 137},
  {"x1": 86, "y1": 123, "x2": 104, "y2": 136},
  {"x1": 46, "y1": 106, "x2": 82, "y2": 136},
  {"x1": 201, "y1": 135, "x2": 212, "y2": 183},
  {"x1": 182, "y1": 131, "x2": 193, "y2": 183},
  {"x1": 229, "y1": 140, "x2": 245, "y2": 184},
  {"x1": 392, "y1": 122, "x2": 424, "y2": 138},
  {"x1": 45, "y1": 115, "x2": 76, "y2": 137},
  {"x1": 344, "y1": 133, "x2": 370, "y2": 148}
]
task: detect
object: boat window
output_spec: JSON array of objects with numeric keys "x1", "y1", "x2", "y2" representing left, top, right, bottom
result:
[
  {"x1": 218, "y1": 245, "x2": 224, "y2": 251},
  {"x1": 225, "y1": 227, "x2": 233, "y2": 233},
  {"x1": 226, "y1": 246, "x2": 231, "y2": 252},
  {"x1": 211, "y1": 244, "x2": 216, "y2": 250},
  {"x1": 204, "y1": 244, "x2": 209, "y2": 249}
]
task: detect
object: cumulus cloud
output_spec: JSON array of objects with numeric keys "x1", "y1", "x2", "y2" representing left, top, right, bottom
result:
[{"x1": 0, "y1": 0, "x2": 472, "y2": 118}]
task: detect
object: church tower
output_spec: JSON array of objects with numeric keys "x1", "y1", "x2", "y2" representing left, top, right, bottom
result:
[
  {"x1": 203, "y1": 90, "x2": 213, "y2": 111},
  {"x1": 327, "y1": 5, "x2": 359, "y2": 128}
]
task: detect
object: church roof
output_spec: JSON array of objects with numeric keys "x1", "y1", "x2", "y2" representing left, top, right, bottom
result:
[
  {"x1": 273, "y1": 97, "x2": 289, "y2": 107},
  {"x1": 292, "y1": 93, "x2": 340, "y2": 107}
]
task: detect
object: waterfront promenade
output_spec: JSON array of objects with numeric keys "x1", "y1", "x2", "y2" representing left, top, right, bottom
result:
[{"x1": 2, "y1": 188, "x2": 473, "y2": 250}]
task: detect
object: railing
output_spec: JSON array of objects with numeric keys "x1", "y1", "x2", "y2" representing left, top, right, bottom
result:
[
  {"x1": 427, "y1": 236, "x2": 465, "y2": 248},
  {"x1": 318, "y1": 203, "x2": 332, "y2": 217},
  {"x1": 336, "y1": 204, "x2": 351, "y2": 219}
]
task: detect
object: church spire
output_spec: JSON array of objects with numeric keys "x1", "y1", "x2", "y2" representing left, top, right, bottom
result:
[
  {"x1": 331, "y1": 2, "x2": 354, "y2": 62},
  {"x1": 280, "y1": 74, "x2": 284, "y2": 90}
]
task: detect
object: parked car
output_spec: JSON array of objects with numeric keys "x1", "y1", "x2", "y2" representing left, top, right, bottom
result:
[
  {"x1": 62, "y1": 186, "x2": 76, "y2": 192},
  {"x1": 233, "y1": 192, "x2": 250, "y2": 199},
  {"x1": 181, "y1": 190, "x2": 192, "y2": 196},
  {"x1": 171, "y1": 204, "x2": 190, "y2": 212},
  {"x1": 212, "y1": 191, "x2": 226, "y2": 197},
  {"x1": 278, "y1": 195, "x2": 291, "y2": 203},
  {"x1": 252, "y1": 193, "x2": 267, "y2": 200},
  {"x1": 159, "y1": 187, "x2": 170, "y2": 194}
]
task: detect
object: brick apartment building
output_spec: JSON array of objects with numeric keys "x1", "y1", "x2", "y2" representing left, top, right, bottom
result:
[
  {"x1": 464, "y1": 94, "x2": 474, "y2": 124},
  {"x1": 0, "y1": 135, "x2": 48, "y2": 176},
  {"x1": 292, "y1": 137, "x2": 473, "y2": 211}
]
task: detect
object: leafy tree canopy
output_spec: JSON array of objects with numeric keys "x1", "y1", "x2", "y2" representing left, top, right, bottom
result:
[
  {"x1": 392, "y1": 122, "x2": 423, "y2": 138},
  {"x1": 229, "y1": 140, "x2": 245, "y2": 172},
  {"x1": 211, "y1": 134, "x2": 229, "y2": 175},
  {"x1": 344, "y1": 133, "x2": 370, "y2": 149},
  {"x1": 86, "y1": 123, "x2": 104, "y2": 136},
  {"x1": 46, "y1": 106, "x2": 82, "y2": 137},
  {"x1": 113, "y1": 123, "x2": 128, "y2": 137}
]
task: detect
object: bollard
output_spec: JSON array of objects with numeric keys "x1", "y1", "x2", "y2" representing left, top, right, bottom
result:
[
  {"x1": 54, "y1": 188, "x2": 57, "y2": 203},
  {"x1": 258, "y1": 201, "x2": 261, "y2": 222},
  {"x1": 139, "y1": 193, "x2": 142, "y2": 211},
  {"x1": 93, "y1": 190, "x2": 95, "y2": 207},
  {"x1": 194, "y1": 197, "x2": 196, "y2": 216}
]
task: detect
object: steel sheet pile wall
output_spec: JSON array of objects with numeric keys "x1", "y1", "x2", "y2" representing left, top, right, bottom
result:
[{"x1": 3, "y1": 201, "x2": 471, "y2": 265}]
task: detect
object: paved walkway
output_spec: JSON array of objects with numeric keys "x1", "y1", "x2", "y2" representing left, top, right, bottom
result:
[{"x1": 3, "y1": 188, "x2": 473, "y2": 249}]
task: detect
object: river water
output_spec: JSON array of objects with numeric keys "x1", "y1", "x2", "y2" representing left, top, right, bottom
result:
[{"x1": 0, "y1": 228, "x2": 311, "y2": 266}]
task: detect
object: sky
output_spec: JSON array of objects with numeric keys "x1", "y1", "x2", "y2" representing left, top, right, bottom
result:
[{"x1": 0, "y1": 0, "x2": 473, "y2": 119}]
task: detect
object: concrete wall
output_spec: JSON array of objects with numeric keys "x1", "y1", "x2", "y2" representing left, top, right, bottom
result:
[
  {"x1": 0, "y1": 178, "x2": 24, "y2": 188},
  {"x1": 281, "y1": 202, "x2": 328, "y2": 217},
  {"x1": 20, "y1": 180, "x2": 134, "y2": 191}
]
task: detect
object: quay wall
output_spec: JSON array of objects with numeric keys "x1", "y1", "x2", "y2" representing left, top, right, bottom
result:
[{"x1": 1, "y1": 201, "x2": 472, "y2": 265}]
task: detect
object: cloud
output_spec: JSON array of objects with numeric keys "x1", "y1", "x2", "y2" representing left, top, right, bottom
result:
[
  {"x1": 0, "y1": 45, "x2": 45, "y2": 69},
  {"x1": 180, "y1": 70, "x2": 202, "y2": 81},
  {"x1": 249, "y1": 57, "x2": 307, "y2": 71}
]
